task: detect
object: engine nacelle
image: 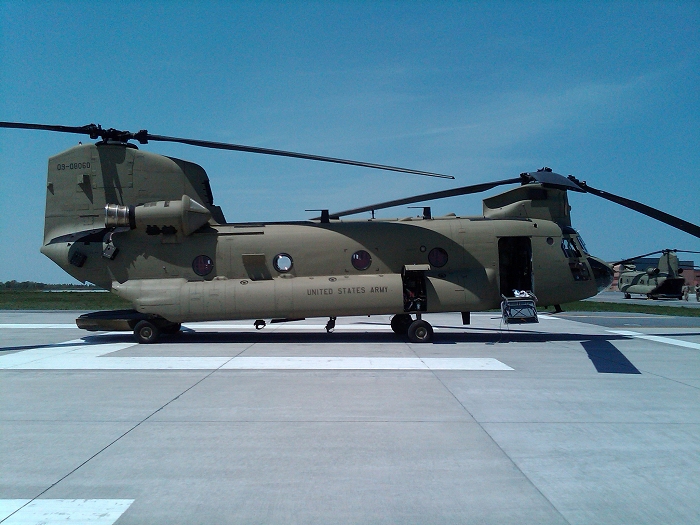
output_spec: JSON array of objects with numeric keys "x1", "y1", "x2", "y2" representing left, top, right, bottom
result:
[{"x1": 105, "y1": 194, "x2": 211, "y2": 236}]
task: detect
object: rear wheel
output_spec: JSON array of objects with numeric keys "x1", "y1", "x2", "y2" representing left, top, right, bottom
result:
[
  {"x1": 407, "y1": 319, "x2": 433, "y2": 343},
  {"x1": 134, "y1": 320, "x2": 160, "y2": 344},
  {"x1": 390, "y1": 314, "x2": 413, "y2": 335}
]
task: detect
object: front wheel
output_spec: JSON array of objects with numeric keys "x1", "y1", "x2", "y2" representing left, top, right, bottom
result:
[
  {"x1": 134, "y1": 320, "x2": 161, "y2": 344},
  {"x1": 407, "y1": 319, "x2": 433, "y2": 343}
]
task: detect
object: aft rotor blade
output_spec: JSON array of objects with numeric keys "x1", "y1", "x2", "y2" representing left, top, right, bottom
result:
[
  {"x1": 326, "y1": 178, "x2": 522, "y2": 218},
  {"x1": 146, "y1": 133, "x2": 453, "y2": 179},
  {"x1": 613, "y1": 249, "x2": 700, "y2": 266},
  {"x1": 0, "y1": 121, "x2": 454, "y2": 180},
  {"x1": 0, "y1": 121, "x2": 101, "y2": 137},
  {"x1": 0, "y1": 121, "x2": 143, "y2": 142},
  {"x1": 569, "y1": 176, "x2": 700, "y2": 239},
  {"x1": 612, "y1": 250, "x2": 667, "y2": 266}
]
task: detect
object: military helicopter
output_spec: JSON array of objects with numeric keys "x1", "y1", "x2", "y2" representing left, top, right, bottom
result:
[
  {"x1": 2, "y1": 121, "x2": 699, "y2": 344},
  {"x1": 615, "y1": 249, "x2": 700, "y2": 299}
]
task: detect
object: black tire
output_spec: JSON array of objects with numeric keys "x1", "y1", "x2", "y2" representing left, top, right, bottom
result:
[
  {"x1": 134, "y1": 320, "x2": 160, "y2": 344},
  {"x1": 624, "y1": 293, "x2": 631, "y2": 299},
  {"x1": 407, "y1": 319, "x2": 433, "y2": 343},
  {"x1": 390, "y1": 314, "x2": 413, "y2": 335}
]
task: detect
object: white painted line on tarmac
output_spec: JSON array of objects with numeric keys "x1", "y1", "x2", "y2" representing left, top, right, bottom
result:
[
  {"x1": 188, "y1": 323, "x2": 469, "y2": 332},
  {"x1": 0, "y1": 499, "x2": 133, "y2": 524},
  {"x1": 608, "y1": 330, "x2": 700, "y2": 350},
  {"x1": 0, "y1": 323, "x2": 424, "y2": 332},
  {"x1": 222, "y1": 357, "x2": 513, "y2": 370},
  {"x1": 424, "y1": 357, "x2": 512, "y2": 370},
  {"x1": 0, "y1": 342, "x2": 138, "y2": 370},
  {"x1": 186, "y1": 323, "x2": 394, "y2": 331},
  {"x1": 0, "y1": 323, "x2": 391, "y2": 331},
  {"x1": 0, "y1": 324, "x2": 80, "y2": 329},
  {"x1": 0, "y1": 341, "x2": 512, "y2": 371}
]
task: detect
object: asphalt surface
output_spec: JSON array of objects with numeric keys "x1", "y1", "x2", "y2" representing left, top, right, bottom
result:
[{"x1": 2, "y1": 310, "x2": 700, "y2": 524}]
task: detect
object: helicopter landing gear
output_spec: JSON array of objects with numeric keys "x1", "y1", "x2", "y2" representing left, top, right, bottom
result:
[
  {"x1": 325, "y1": 317, "x2": 336, "y2": 333},
  {"x1": 407, "y1": 319, "x2": 433, "y2": 343},
  {"x1": 254, "y1": 319, "x2": 266, "y2": 330},
  {"x1": 160, "y1": 322, "x2": 181, "y2": 335},
  {"x1": 134, "y1": 320, "x2": 161, "y2": 344},
  {"x1": 390, "y1": 314, "x2": 413, "y2": 335}
]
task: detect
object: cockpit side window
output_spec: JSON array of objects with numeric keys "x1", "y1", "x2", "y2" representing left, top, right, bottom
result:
[{"x1": 561, "y1": 238, "x2": 582, "y2": 258}]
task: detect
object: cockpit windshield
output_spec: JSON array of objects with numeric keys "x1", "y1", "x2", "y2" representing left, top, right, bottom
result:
[{"x1": 576, "y1": 235, "x2": 589, "y2": 254}]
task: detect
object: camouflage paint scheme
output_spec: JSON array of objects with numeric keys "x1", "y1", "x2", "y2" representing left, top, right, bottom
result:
[{"x1": 41, "y1": 143, "x2": 612, "y2": 324}]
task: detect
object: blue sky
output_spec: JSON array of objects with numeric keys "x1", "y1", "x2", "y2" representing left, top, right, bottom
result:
[{"x1": 1, "y1": 1, "x2": 698, "y2": 283}]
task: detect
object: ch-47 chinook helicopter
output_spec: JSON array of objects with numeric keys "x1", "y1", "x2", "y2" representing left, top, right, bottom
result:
[
  {"x1": 615, "y1": 249, "x2": 700, "y2": 299},
  {"x1": 2, "y1": 121, "x2": 700, "y2": 344}
]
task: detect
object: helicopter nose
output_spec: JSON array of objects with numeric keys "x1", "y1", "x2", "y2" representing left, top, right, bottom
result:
[{"x1": 587, "y1": 256, "x2": 615, "y2": 293}]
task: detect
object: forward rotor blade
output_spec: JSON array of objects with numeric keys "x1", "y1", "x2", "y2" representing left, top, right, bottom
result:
[
  {"x1": 569, "y1": 176, "x2": 700, "y2": 239},
  {"x1": 146, "y1": 133, "x2": 453, "y2": 179},
  {"x1": 326, "y1": 177, "x2": 522, "y2": 218}
]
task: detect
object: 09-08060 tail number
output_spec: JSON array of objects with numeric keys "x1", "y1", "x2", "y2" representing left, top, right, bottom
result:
[{"x1": 56, "y1": 162, "x2": 91, "y2": 170}]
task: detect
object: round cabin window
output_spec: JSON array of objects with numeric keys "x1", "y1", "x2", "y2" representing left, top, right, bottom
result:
[
  {"x1": 192, "y1": 255, "x2": 214, "y2": 276},
  {"x1": 351, "y1": 250, "x2": 372, "y2": 271},
  {"x1": 273, "y1": 253, "x2": 293, "y2": 272},
  {"x1": 428, "y1": 247, "x2": 448, "y2": 268}
]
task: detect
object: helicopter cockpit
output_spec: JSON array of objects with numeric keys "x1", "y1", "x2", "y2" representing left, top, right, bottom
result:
[{"x1": 560, "y1": 226, "x2": 612, "y2": 292}]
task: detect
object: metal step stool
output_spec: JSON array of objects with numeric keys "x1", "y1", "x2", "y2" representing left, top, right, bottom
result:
[{"x1": 501, "y1": 294, "x2": 539, "y2": 324}]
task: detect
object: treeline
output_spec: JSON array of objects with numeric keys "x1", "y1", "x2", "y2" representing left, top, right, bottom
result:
[{"x1": 0, "y1": 281, "x2": 97, "y2": 291}]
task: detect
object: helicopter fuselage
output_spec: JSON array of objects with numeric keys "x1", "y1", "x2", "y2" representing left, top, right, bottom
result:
[
  {"x1": 617, "y1": 251, "x2": 686, "y2": 298},
  {"x1": 39, "y1": 142, "x2": 612, "y2": 328},
  {"x1": 42, "y1": 214, "x2": 609, "y2": 322}
]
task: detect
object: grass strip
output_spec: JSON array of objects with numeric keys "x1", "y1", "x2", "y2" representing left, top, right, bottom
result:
[
  {"x1": 0, "y1": 290, "x2": 131, "y2": 310},
  {"x1": 551, "y1": 300, "x2": 700, "y2": 317}
]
